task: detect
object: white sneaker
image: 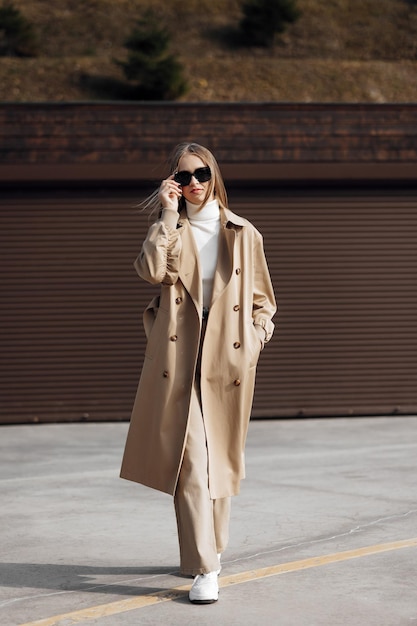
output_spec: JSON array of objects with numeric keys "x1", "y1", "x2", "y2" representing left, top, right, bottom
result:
[{"x1": 189, "y1": 571, "x2": 219, "y2": 604}]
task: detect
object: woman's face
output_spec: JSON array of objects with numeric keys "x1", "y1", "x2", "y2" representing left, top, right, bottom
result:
[{"x1": 176, "y1": 153, "x2": 214, "y2": 206}]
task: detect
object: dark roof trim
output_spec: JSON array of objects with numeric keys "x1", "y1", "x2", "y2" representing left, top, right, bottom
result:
[{"x1": 1, "y1": 103, "x2": 416, "y2": 184}]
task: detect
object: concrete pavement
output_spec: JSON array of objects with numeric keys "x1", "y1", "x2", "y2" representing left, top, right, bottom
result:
[{"x1": 1, "y1": 416, "x2": 416, "y2": 625}]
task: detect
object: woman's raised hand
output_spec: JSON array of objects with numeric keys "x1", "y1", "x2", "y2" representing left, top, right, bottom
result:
[{"x1": 158, "y1": 175, "x2": 182, "y2": 212}]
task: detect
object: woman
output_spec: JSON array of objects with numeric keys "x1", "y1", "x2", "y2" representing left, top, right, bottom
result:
[{"x1": 120, "y1": 142, "x2": 276, "y2": 604}]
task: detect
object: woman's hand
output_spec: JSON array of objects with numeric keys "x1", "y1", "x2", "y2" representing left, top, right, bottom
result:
[{"x1": 158, "y1": 175, "x2": 182, "y2": 212}]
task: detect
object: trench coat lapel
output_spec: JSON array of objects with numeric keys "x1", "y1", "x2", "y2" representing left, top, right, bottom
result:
[
  {"x1": 178, "y1": 207, "x2": 246, "y2": 313},
  {"x1": 178, "y1": 215, "x2": 202, "y2": 315},
  {"x1": 211, "y1": 225, "x2": 235, "y2": 305},
  {"x1": 211, "y1": 208, "x2": 246, "y2": 305}
]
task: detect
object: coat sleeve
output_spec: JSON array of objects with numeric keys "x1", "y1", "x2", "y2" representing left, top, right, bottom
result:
[
  {"x1": 134, "y1": 210, "x2": 182, "y2": 285},
  {"x1": 252, "y1": 231, "x2": 277, "y2": 346}
]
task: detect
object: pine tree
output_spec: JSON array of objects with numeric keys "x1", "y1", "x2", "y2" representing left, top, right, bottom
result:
[
  {"x1": 0, "y1": 0, "x2": 37, "y2": 57},
  {"x1": 116, "y1": 10, "x2": 188, "y2": 100},
  {"x1": 240, "y1": 0, "x2": 300, "y2": 47}
]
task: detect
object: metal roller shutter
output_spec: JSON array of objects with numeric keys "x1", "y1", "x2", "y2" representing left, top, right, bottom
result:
[
  {"x1": 1, "y1": 190, "x2": 149, "y2": 424},
  {"x1": 235, "y1": 189, "x2": 417, "y2": 417},
  {"x1": 1, "y1": 187, "x2": 416, "y2": 423}
]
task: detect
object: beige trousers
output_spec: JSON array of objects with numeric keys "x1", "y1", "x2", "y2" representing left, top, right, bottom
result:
[{"x1": 174, "y1": 322, "x2": 231, "y2": 576}]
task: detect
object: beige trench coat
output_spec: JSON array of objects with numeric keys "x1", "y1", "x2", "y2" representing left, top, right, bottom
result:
[{"x1": 120, "y1": 206, "x2": 276, "y2": 499}]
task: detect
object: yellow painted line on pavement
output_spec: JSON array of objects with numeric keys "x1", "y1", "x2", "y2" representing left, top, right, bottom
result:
[{"x1": 20, "y1": 537, "x2": 417, "y2": 626}]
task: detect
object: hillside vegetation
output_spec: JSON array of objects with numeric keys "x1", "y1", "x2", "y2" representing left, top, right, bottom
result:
[{"x1": 1, "y1": 0, "x2": 417, "y2": 102}]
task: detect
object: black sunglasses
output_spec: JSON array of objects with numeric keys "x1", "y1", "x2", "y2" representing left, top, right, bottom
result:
[{"x1": 174, "y1": 166, "x2": 211, "y2": 187}]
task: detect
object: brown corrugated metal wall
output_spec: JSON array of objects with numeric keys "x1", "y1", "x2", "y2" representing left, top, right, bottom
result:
[
  {"x1": 243, "y1": 190, "x2": 417, "y2": 418},
  {"x1": 1, "y1": 186, "x2": 416, "y2": 423},
  {"x1": 1, "y1": 190, "x2": 145, "y2": 423}
]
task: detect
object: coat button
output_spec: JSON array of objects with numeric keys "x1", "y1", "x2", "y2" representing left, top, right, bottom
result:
[
  {"x1": 235, "y1": 268, "x2": 241, "y2": 275},
  {"x1": 175, "y1": 297, "x2": 183, "y2": 304},
  {"x1": 233, "y1": 304, "x2": 240, "y2": 311},
  {"x1": 163, "y1": 370, "x2": 169, "y2": 377},
  {"x1": 234, "y1": 379, "x2": 241, "y2": 386},
  {"x1": 170, "y1": 335, "x2": 178, "y2": 342},
  {"x1": 233, "y1": 341, "x2": 241, "y2": 349}
]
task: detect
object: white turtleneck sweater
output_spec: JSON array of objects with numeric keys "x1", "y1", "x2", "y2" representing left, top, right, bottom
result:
[{"x1": 186, "y1": 198, "x2": 221, "y2": 308}]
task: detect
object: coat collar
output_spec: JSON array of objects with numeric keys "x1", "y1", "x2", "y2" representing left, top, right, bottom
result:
[{"x1": 221, "y1": 207, "x2": 247, "y2": 229}]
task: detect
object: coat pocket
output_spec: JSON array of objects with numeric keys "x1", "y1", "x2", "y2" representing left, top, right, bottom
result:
[
  {"x1": 144, "y1": 303, "x2": 170, "y2": 361},
  {"x1": 247, "y1": 321, "x2": 262, "y2": 368},
  {"x1": 143, "y1": 295, "x2": 160, "y2": 339}
]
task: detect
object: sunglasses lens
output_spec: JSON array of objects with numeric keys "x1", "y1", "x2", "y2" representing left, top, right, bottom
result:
[
  {"x1": 194, "y1": 167, "x2": 211, "y2": 183},
  {"x1": 174, "y1": 171, "x2": 191, "y2": 186},
  {"x1": 174, "y1": 167, "x2": 211, "y2": 186}
]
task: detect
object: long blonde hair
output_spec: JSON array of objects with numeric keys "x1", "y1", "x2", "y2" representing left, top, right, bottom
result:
[{"x1": 140, "y1": 142, "x2": 228, "y2": 218}]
